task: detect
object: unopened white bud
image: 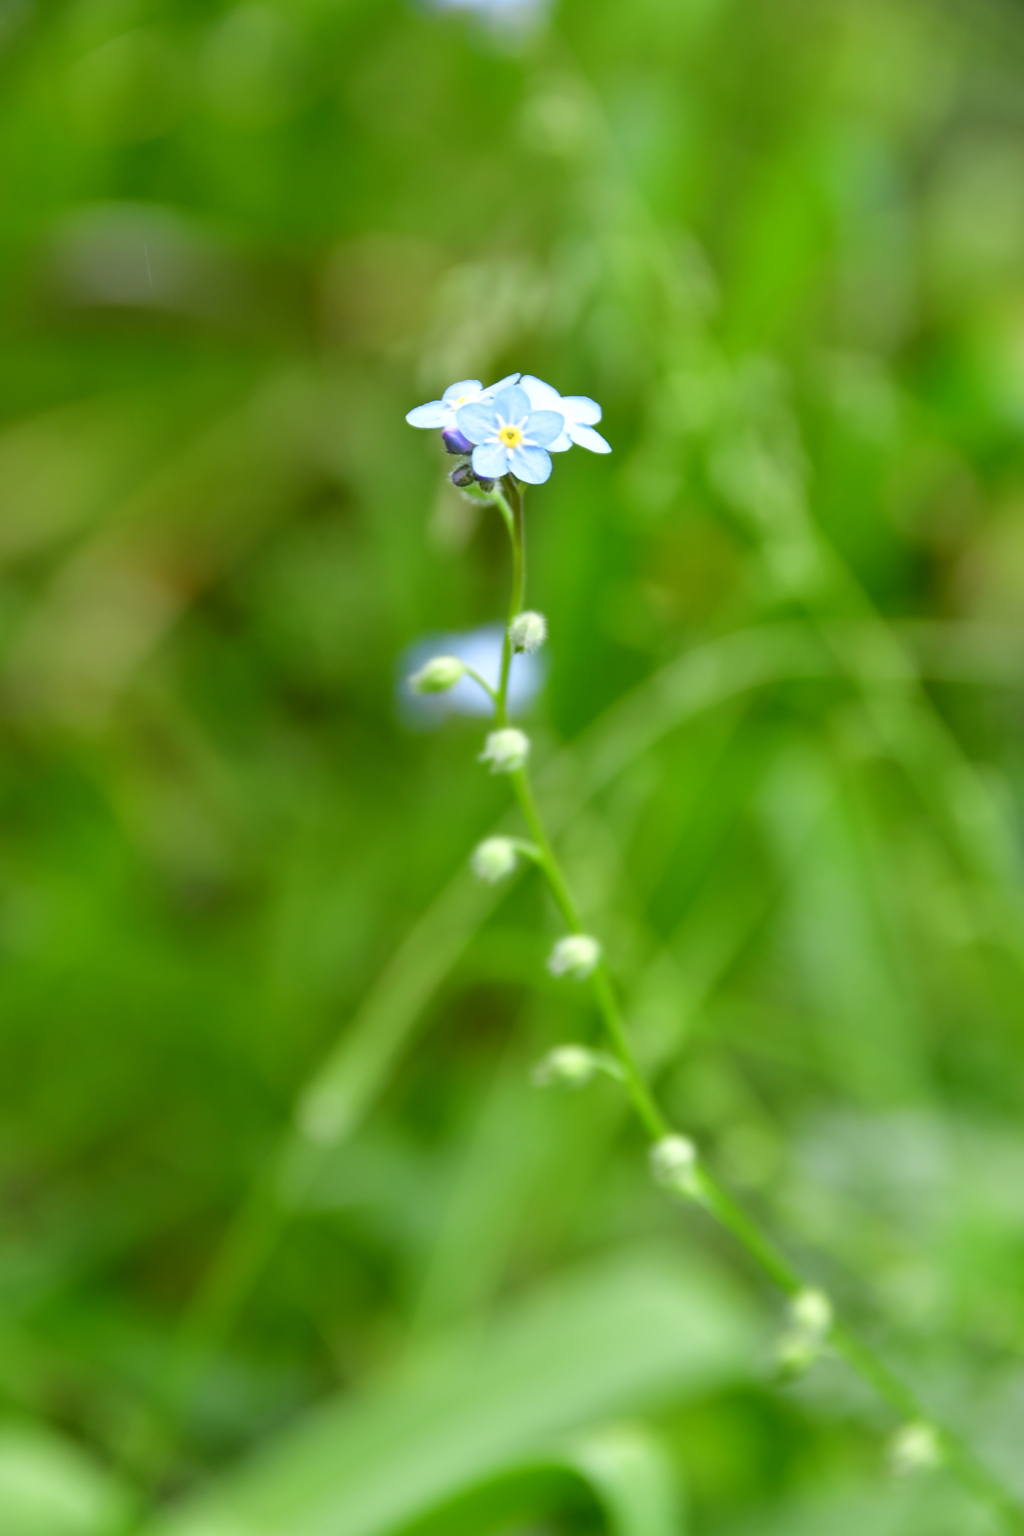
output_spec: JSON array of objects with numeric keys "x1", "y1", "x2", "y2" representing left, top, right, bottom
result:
[
  {"x1": 776, "y1": 1287, "x2": 834, "y2": 1377},
  {"x1": 410, "y1": 655, "x2": 465, "y2": 694},
  {"x1": 889, "y1": 1421, "x2": 941, "y2": 1476},
  {"x1": 649, "y1": 1134, "x2": 699, "y2": 1196},
  {"x1": 790, "y1": 1288, "x2": 833, "y2": 1341},
  {"x1": 776, "y1": 1333, "x2": 819, "y2": 1376},
  {"x1": 532, "y1": 1044, "x2": 599, "y2": 1089},
  {"x1": 479, "y1": 728, "x2": 530, "y2": 773},
  {"x1": 547, "y1": 933, "x2": 601, "y2": 979},
  {"x1": 509, "y1": 610, "x2": 547, "y2": 654},
  {"x1": 470, "y1": 837, "x2": 518, "y2": 883}
]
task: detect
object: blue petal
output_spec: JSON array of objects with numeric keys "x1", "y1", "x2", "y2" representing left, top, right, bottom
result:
[
  {"x1": 561, "y1": 394, "x2": 603, "y2": 426},
  {"x1": 405, "y1": 401, "x2": 448, "y2": 428},
  {"x1": 457, "y1": 401, "x2": 499, "y2": 443},
  {"x1": 441, "y1": 378, "x2": 482, "y2": 403},
  {"x1": 548, "y1": 429, "x2": 573, "y2": 453},
  {"x1": 523, "y1": 409, "x2": 564, "y2": 448},
  {"x1": 520, "y1": 375, "x2": 562, "y2": 412},
  {"x1": 491, "y1": 384, "x2": 531, "y2": 423},
  {"x1": 508, "y1": 444, "x2": 552, "y2": 484},
  {"x1": 483, "y1": 373, "x2": 521, "y2": 395},
  {"x1": 570, "y1": 423, "x2": 612, "y2": 454},
  {"x1": 473, "y1": 442, "x2": 509, "y2": 478}
]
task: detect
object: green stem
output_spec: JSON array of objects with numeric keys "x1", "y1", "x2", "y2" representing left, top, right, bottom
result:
[
  {"x1": 492, "y1": 488, "x2": 1024, "y2": 1535},
  {"x1": 492, "y1": 478, "x2": 524, "y2": 724},
  {"x1": 463, "y1": 665, "x2": 499, "y2": 707}
]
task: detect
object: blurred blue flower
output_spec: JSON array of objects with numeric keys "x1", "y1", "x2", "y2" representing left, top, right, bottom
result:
[
  {"x1": 398, "y1": 623, "x2": 546, "y2": 729},
  {"x1": 405, "y1": 374, "x2": 520, "y2": 432},
  {"x1": 521, "y1": 375, "x2": 612, "y2": 454},
  {"x1": 424, "y1": 0, "x2": 548, "y2": 27},
  {"x1": 456, "y1": 384, "x2": 564, "y2": 485}
]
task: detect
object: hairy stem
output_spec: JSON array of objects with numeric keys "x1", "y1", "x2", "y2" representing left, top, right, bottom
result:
[{"x1": 491, "y1": 482, "x2": 1024, "y2": 1533}]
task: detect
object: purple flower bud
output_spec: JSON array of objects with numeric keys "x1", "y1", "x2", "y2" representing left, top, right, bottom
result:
[
  {"x1": 450, "y1": 463, "x2": 475, "y2": 488},
  {"x1": 442, "y1": 427, "x2": 473, "y2": 455}
]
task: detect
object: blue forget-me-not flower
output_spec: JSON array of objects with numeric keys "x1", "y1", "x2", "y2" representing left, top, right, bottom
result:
[
  {"x1": 406, "y1": 373, "x2": 611, "y2": 483},
  {"x1": 520, "y1": 375, "x2": 611, "y2": 454},
  {"x1": 405, "y1": 375, "x2": 521, "y2": 433},
  {"x1": 456, "y1": 383, "x2": 565, "y2": 484}
]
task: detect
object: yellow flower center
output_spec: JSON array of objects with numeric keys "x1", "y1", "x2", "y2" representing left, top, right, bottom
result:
[{"x1": 498, "y1": 424, "x2": 524, "y2": 448}]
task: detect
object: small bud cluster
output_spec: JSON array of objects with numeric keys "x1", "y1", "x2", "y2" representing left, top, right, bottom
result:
[
  {"x1": 479, "y1": 728, "x2": 530, "y2": 773},
  {"x1": 649, "y1": 1134, "x2": 700, "y2": 1198},
  {"x1": 776, "y1": 1287, "x2": 834, "y2": 1376},
  {"x1": 409, "y1": 655, "x2": 465, "y2": 694},
  {"x1": 547, "y1": 933, "x2": 601, "y2": 979},
  {"x1": 442, "y1": 426, "x2": 495, "y2": 493}
]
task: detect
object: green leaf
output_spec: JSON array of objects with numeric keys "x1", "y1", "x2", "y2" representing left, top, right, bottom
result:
[
  {"x1": 148, "y1": 1246, "x2": 754, "y2": 1536},
  {"x1": 555, "y1": 1421, "x2": 687, "y2": 1536},
  {"x1": 0, "y1": 1420, "x2": 133, "y2": 1536}
]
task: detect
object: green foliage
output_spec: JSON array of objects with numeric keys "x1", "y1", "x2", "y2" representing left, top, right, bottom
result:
[
  {"x1": 151, "y1": 1247, "x2": 742, "y2": 1536},
  {"x1": 2, "y1": 0, "x2": 1024, "y2": 1532}
]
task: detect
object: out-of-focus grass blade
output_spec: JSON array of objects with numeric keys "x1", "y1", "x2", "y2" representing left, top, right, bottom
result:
[
  {"x1": 0, "y1": 1419, "x2": 133, "y2": 1536},
  {"x1": 723, "y1": 1473, "x2": 996, "y2": 1536},
  {"x1": 555, "y1": 1422, "x2": 687, "y2": 1536},
  {"x1": 148, "y1": 1247, "x2": 754, "y2": 1536}
]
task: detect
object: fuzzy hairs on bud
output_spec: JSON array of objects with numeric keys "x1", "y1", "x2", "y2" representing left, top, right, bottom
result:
[
  {"x1": 479, "y1": 728, "x2": 530, "y2": 773},
  {"x1": 509, "y1": 611, "x2": 547, "y2": 654}
]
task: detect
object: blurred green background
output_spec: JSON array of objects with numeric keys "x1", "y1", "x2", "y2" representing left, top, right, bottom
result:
[{"x1": 4, "y1": 0, "x2": 1024, "y2": 1532}]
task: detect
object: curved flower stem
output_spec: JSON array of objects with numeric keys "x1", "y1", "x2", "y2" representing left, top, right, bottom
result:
[
  {"x1": 491, "y1": 491, "x2": 1024, "y2": 1534},
  {"x1": 462, "y1": 666, "x2": 499, "y2": 708}
]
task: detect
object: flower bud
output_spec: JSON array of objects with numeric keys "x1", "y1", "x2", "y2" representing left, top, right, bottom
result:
[
  {"x1": 509, "y1": 611, "x2": 547, "y2": 654},
  {"x1": 790, "y1": 1288, "x2": 833, "y2": 1341},
  {"x1": 776, "y1": 1333, "x2": 820, "y2": 1376},
  {"x1": 442, "y1": 427, "x2": 474, "y2": 455},
  {"x1": 409, "y1": 655, "x2": 466, "y2": 694},
  {"x1": 649, "y1": 1134, "x2": 699, "y2": 1197},
  {"x1": 547, "y1": 933, "x2": 601, "y2": 979},
  {"x1": 775, "y1": 1287, "x2": 834, "y2": 1377},
  {"x1": 450, "y1": 463, "x2": 476, "y2": 488},
  {"x1": 889, "y1": 1421, "x2": 941, "y2": 1476},
  {"x1": 531, "y1": 1044, "x2": 600, "y2": 1089},
  {"x1": 470, "y1": 836, "x2": 518, "y2": 883},
  {"x1": 479, "y1": 728, "x2": 530, "y2": 773}
]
